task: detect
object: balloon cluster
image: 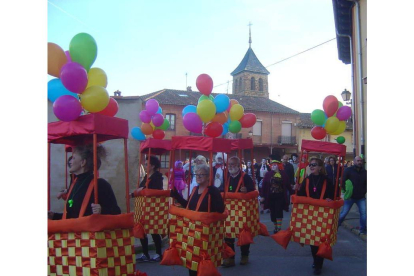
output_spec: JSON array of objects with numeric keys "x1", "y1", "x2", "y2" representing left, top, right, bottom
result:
[
  {"x1": 131, "y1": 99, "x2": 169, "y2": 141},
  {"x1": 182, "y1": 74, "x2": 257, "y2": 137},
  {"x1": 47, "y1": 33, "x2": 118, "y2": 122},
  {"x1": 310, "y1": 95, "x2": 352, "y2": 144}
]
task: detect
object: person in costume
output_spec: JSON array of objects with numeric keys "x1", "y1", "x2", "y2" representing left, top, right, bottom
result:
[
  {"x1": 222, "y1": 156, "x2": 255, "y2": 268},
  {"x1": 49, "y1": 144, "x2": 121, "y2": 220},
  {"x1": 213, "y1": 152, "x2": 227, "y2": 191},
  {"x1": 297, "y1": 157, "x2": 334, "y2": 276},
  {"x1": 169, "y1": 160, "x2": 186, "y2": 196},
  {"x1": 260, "y1": 160, "x2": 291, "y2": 233},
  {"x1": 326, "y1": 156, "x2": 340, "y2": 197},
  {"x1": 171, "y1": 163, "x2": 225, "y2": 276},
  {"x1": 257, "y1": 158, "x2": 270, "y2": 214},
  {"x1": 245, "y1": 160, "x2": 255, "y2": 180},
  {"x1": 131, "y1": 156, "x2": 164, "y2": 263}
]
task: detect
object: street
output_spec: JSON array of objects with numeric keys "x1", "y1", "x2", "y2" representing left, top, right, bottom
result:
[{"x1": 135, "y1": 211, "x2": 367, "y2": 276}]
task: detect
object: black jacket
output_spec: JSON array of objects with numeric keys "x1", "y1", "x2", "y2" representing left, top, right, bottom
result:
[
  {"x1": 139, "y1": 171, "x2": 164, "y2": 190},
  {"x1": 224, "y1": 171, "x2": 255, "y2": 193},
  {"x1": 298, "y1": 174, "x2": 334, "y2": 200},
  {"x1": 172, "y1": 186, "x2": 225, "y2": 213},
  {"x1": 283, "y1": 162, "x2": 295, "y2": 185},
  {"x1": 342, "y1": 165, "x2": 367, "y2": 200}
]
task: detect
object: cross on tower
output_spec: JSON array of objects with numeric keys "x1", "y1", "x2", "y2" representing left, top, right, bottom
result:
[{"x1": 248, "y1": 22, "x2": 253, "y2": 48}]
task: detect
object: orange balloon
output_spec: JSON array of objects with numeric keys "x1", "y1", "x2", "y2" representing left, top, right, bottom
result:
[
  {"x1": 141, "y1": 123, "x2": 154, "y2": 135},
  {"x1": 230, "y1": 99, "x2": 239, "y2": 106},
  {"x1": 48, "y1": 42, "x2": 67, "y2": 77},
  {"x1": 212, "y1": 112, "x2": 228, "y2": 124}
]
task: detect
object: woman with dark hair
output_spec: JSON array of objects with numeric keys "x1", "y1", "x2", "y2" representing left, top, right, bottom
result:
[
  {"x1": 297, "y1": 157, "x2": 334, "y2": 275},
  {"x1": 131, "y1": 155, "x2": 164, "y2": 263},
  {"x1": 49, "y1": 144, "x2": 121, "y2": 220}
]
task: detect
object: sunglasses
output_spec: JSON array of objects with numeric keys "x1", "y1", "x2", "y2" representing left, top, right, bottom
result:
[{"x1": 308, "y1": 163, "x2": 319, "y2": 167}]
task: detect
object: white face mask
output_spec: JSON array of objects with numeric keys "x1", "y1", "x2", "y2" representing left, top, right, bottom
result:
[
  {"x1": 229, "y1": 167, "x2": 239, "y2": 175},
  {"x1": 271, "y1": 165, "x2": 277, "y2": 171}
]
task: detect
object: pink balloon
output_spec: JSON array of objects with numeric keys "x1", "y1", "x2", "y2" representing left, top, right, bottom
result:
[
  {"x1": 53, "y1": 95, "x2": 82, "y2": 122},
  {"x1": 139, "y1": 110, "x2": 151, "y2": 123},
  {"x1": 152, "y1": 113, "x2": 164, "y2": 127},
  {"x1": 183, "y1": 112, "x2": 202, "y2": 133},
  {"x1": 65, "y1": 50, "x2": 72, "y2": 63},
  {"x1": 145, "y1": 99, "x2": 159, "y2": 115},
  {"x1": 336, "y1": 106, "x2": 352, "y2": 121},
  {"x1": 60, "y1": 62, "x2": 88, "y2": 93}
]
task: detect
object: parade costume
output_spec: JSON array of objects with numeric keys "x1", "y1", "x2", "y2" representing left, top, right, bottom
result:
[{"x1": 170, "y1": 160, "x2": 186, "y2": 196}]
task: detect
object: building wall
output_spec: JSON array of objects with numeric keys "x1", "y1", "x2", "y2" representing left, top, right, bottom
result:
[{"x1": 232, "y1": 72, "x2": 269, "y2": 98}]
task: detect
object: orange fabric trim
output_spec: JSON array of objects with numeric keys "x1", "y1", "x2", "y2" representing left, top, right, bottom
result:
[
  {"x1": 291, "y1": 195, "x2": 344, "y2": 209},
  {"x1": 48, "y1": 213, "x2": 134, "y2": 234},
  {"x1": 79, "y1": 179, "x2": 95, "y2": 217},
  {"x1": 169, "y1": 204, "x2": 228, "y2": 225},
  {"x1": 137, "y1": 189, "x2": 170, "y2": 197},
  {"x1": 221, "y1": 190, "x2": 259, "y2": 200}
]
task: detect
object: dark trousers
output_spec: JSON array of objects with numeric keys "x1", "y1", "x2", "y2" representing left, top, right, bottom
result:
[
  {"x1": 225, "y1": 238, "x2": 250, "y2": 258},
  {"x1": 310, "y1": 245, "x2": 324, "y2": 269},
  {"x1": 189, "y1": 269, "x2": 197, "y2": 276},
  {"x1": 140, "y1": 234, "x2": 162, "y2": 256}
]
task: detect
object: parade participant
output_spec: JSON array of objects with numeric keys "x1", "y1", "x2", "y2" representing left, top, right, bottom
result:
[
  {"x1": 338, "y1": 156, "x2": 367, "y2": 235},
  {"x1": 49, "y1": 144, "x2": 121, "y2": 219},
  {"x1": 260, "y1": 160, "x2": 291, "y2": 233},
  {"x1": 245, "y1": 160, "x2": 254, "y2": 180},
  {"x1": 222, "y1": 156, "x2": 255, "y2": 267},
  {"x1": 258, "y1": 158, "x2": 270, "y2": 214},
  {"x1": 170, "y1": 164, "x2": 225, "y2": 276},
  {"x1": 282, "y1": 154, "x2": 295, "y2": 209},
  {"x1": 291, "y1": 153, "x2": 299, "y2": 181},
  {"x1": 169, "y1": 160, "x2": 186, "y2": 196},
  {"x1": 297, "y1": 157, "x2": 334, "y2": 275},
  {"x1": 213, "y1": 152, "x2": 227, "y2": 191},
  {"x1": 131, "y1": 156, "x2": 164, "y2": 263},
  {"x1": 326, "y1": 156, "x2": 340, "y2": 197},
  {"x1": 187, "y1": 155, "x2": 207, "y2": 196}
]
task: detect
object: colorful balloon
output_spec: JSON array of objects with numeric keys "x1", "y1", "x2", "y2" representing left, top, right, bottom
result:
[
  {"x1": 336, "y1": 136, "x2": 345, "y2": 144},
  {"x1": 157, "y1": 106, "x2": 163, "y2": 114},
  {"x1": 53, "y1": 95, "x2": 82, "y2": 122},
  {"x1": 152, "y1": 129, "x2": 165, "y2": 140},
  {"x1": 48, "y1": 78, "x2": 78, "y2": 103},
  {"x1": 131, "y1": 127, "x2": 146, "y2": 141},
  {"x1": 204, "y1": 122, "x2": 223, "y2": 138},
  {"x1": 80, "y1": 86, "x2": 109, "y2": 113},
  {"x1": 152, "y1": 113, "x2": 164, "y2": 127},
  {"x1": 213, "y1": 94, "x2": 230, "y2": 113},
  {"x1": 198, "y1": 95, "x2": 210, "y2": 103},
  {"x1": 221, "y1": 123, "x2": 229, "y2": 136},
  {"x1": 86, "y1": 68, "x2": 107, "y2": 89},
  {"x1": 69, "y1": 33, "x2": 97, "y2": 72},
  {"x1": 227, "y1": 99, "x2": 239, "y2": 112},
  {"x1": 336, "y1": 106, "x2": 352, "y2": 121},
  {"x1": 311, "y1": 126, "x2": 327, "y2": 140},
  {"x1": 311, "y1": 109, "x2": 327, "y2": 126},
  {"x1": 97, "y1": 97, "x2": 118, "y2": 117},
  {"x1": 229, "y1": 104, "x2": 244, "y2": 121},
  {"x1": 196, "y1": 74, "x2": 213, "y2": 96},
  {"x1": 141, "y1": 123, "x2": 154, "y2": 135},
  {"x1": 211, "y1": 112, "x2": 228, "y2": 124},
  {"x1": 196, "y1": 100, "x2": 216, "y2": 123},
  {"x1": 331, "y1": 120, "x2": 346, "y2": 135},
  {"x1": 182, "y1": 105, "x2": 197, "y2": 117},
  {"x1": 145, "y1": 99, "x2": 159, "y2": 115},
  {"x1": 239, "y1": 113, "x2": 257, "y2": 128},
  {"x1": 158, "y1": 118, "x2": 170, "y2": 131},
  {"x1": 65, "y1": 50, "x2": 72, "y2": 63},
  {"x1": 228, "y1": 121, "x2": 242, "y2": 133},
  {"x1": 323, "y1": 95, "x2": 339, "y2": 117},
  {"x1": 324, "y1": 116, "x2": 340, "y2": 134},
  {"x1": 139, "y1": 110, "x2": 152, "y2": 123},
  {"x1": 183, "y1": 112, "x2": 203, "y2": 133},
  {"x1": 48, "y1": 42, "x2": 67, "y2": 77},
  {"x1": 60, "y1": 62, "x2": 88, "y2": 93}
]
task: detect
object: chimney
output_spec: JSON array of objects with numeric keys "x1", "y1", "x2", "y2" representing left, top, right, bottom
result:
[
  {"x1": 186, "y1": 86, "x2": 192, "y2": 92},
  {"x1": 114, "y1": 90, "x2": 121, "y2": 96}
]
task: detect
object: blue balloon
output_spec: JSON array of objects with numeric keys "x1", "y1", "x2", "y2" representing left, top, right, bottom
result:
[
  {"x1": 213, "y1": 94, "x2": 230, "y2": 113},
  {"x1": 48, "y1": 78, "x2": 78, "y2": 103},
  {"x1": 221, "y1": 123, "x2": 229, "y2": 136},
  {"x1": 182, "y1": 105, "x2": 197, "y2": 117},
  {"x1": 157, "y1": 106, "x2": 163, "y2": 114},
  {"x1": 131, "y1": 127, "x2": 146, "y2": 141}
]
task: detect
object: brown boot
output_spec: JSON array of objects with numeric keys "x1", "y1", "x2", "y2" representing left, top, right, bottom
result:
[
  {"x1": 221, "y1": 258, "x2": 235, "y2": 268},
  {"x1": 240, "y1": 256, "x2": 249, "y2": 265}
]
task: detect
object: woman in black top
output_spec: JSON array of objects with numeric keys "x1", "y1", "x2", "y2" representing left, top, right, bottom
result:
[
  {"x1": 131, "y1": 156, "x2": 164, "y2": 263},
  {"x1": 171, "y1": 163, "x2": 224, "y2": 276},
  {"x1": 297, "y1": 157, "x2": 334, "y2": 276}
]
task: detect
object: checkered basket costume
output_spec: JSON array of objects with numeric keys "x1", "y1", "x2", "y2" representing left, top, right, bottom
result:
[
  {"x1": 167, "y1": 188, "x2": 228, "y2": 271},
  {"x1": 133, "y1": 188, "x2": 170, "y2": 235},
  {"x1": 289, "y1": 179, "x2": 344, "y2": 246},
  {"x1": 48, "y1": 213, "x2": 135, "y2": 276}
]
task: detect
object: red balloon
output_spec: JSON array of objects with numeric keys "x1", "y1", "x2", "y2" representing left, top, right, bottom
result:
[
  {"x1": 323, "y1": 95, "x2": 339, "y2": 117},
  {"x1": 204, "y1": 122, "x2": 223, "y2": 138},
  {"x1": 196, "y1": 74, "x2": 213, "y2": 96},
  {"x1": 152, "y1": 129, "x2": 165, "y2": 140},
  {"x1": 311, "y1": 126, "x2": 327, "y2": 140},
  {"x1": 239, "y1": 113, "x2": 257, "y2": 128},
  {"x1": 97, "y1": 97, "x2": 118, "y2": 116}
]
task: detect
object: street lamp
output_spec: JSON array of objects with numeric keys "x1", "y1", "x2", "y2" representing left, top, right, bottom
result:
[{"x1": 341, "y1": 89, "x2": 352, "y2": 105}]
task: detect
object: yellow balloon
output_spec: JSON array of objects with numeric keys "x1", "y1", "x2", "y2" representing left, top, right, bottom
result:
[
  {"x1": 324, "y1": 116, "x2": 340, "y2": 134},
  {"x1": 80, "y1": 86, "x2": 109, "y2": 113},
  {"x1": 196, "y1": 100, "x2": 216, "y2": 123},
  {"x1": 229, "y1": 104, "x2": 244, "y2": 121},
  {"x1": 150, "y1": 122, "x2": 155, "y2": 130},
  {"x1": 331, "y1": 120, "x2": 346, "y2": 135},
  {"x1": 86, "y1": 68, "x2": 108, "y2": 89}
]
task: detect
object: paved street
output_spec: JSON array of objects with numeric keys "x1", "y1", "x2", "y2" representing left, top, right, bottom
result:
[{"x1": 135, "y1": 211, "x2": 367, "y2": 276}]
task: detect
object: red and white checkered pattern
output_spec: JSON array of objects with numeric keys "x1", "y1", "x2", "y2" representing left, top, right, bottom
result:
[
  {"x1": 134, "y1": 196, "x2": 170, "y2": 235},
  {"x1": 224, "y1": 198, "x2": 260, "y2": 238}
]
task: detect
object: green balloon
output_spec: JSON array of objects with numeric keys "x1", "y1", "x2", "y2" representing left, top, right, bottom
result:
[
  {"x1": 336, "y1": 136, "x2": 345, "y2": 144},
  {"x1": 157, "y1": 118, "x2": 170, "y2": 131},
  {"x1": 69, "y1": 33, "x2": 98, "y2": 72},
  {"x1": 198, "y1": 95, "x2": 211, "y2": 103},
  {"x1": 209, "y1": 95, "x2": 214, "y2": 101},
  {"x1": 311, "y1": 109, "x2": 326, "y2": 126},
  {"x1": 228, "y1": 121, "x2": 241, "y2": 133}
]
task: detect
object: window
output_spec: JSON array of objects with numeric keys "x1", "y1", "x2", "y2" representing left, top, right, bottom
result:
[
  {"x1": 281, "y1": 121, "x2": 292, "y2": 137},
  {"x1": 160, "y1": 153, "x2": 170, "y2": 169},
  {"x1": 252, "y1": 120, "x2": 262, "y2": 136},
  {"x1": 259, "y1": 78, "x2": 263, "y2": 91},
  {"x1": 251, "y1": 77, "x2": 255, "y2": 90},
  {"x1": 234, "y1": 80, "x2": 238, "y2": 93},
  {"x1": 239, "y1": 78, "x2": 242, "y2": 92},
  {"x1": 165, "y1": 113, "x2": 176, "y2": 130}
]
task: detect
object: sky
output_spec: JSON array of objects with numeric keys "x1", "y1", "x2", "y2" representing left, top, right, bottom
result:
[{"x1": 47, "y1": 0, "x2": 351, "y2": 113}]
